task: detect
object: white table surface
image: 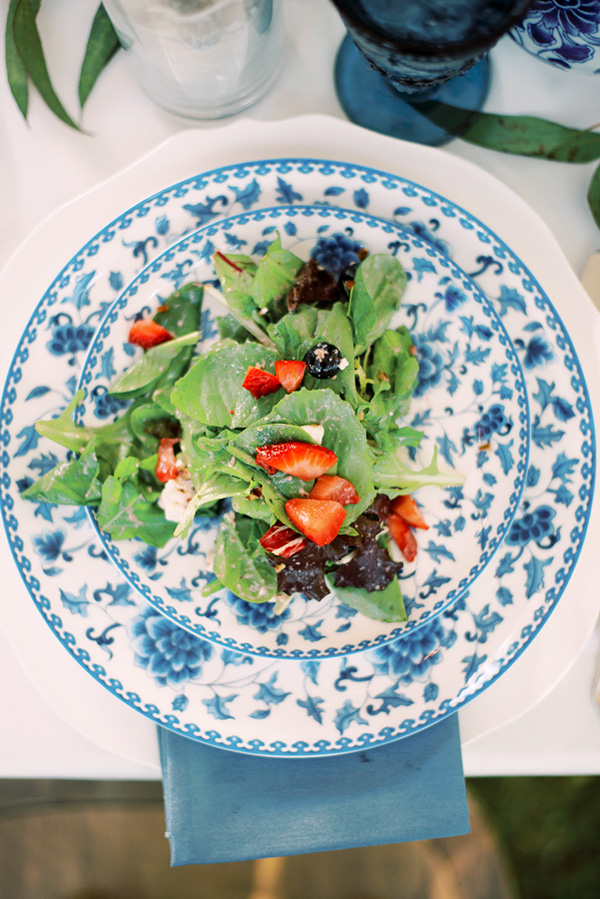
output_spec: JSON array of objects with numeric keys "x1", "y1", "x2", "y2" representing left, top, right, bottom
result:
[{"x1": 1, "y1": 0, "x2": 600, "y2": 780}]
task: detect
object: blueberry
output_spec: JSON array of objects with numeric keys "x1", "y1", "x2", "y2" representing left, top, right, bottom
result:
[{"x1": 304, "y1": 342, "x2": 342, "y2": 379}]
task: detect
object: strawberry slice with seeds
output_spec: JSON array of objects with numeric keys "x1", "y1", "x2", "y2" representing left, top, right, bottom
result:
[
  {"x1": 286, "y1": 498, "x2": 346, "y2": 546},
  {"x1": 390, "y1": 494, "x2": 429, "y2": 530},
  {"x1": 255, "y1": 441, "x2": 337, "y2": 480},
  {"x1": 259, "y1": 523, "x2": 308, "y2": 558},
  {"x1": 156, "y1": 438, "x2": 179, "y2": 483},
  {"x1": 274, "y1": 359, "x2": 306, "y2": 393},
  {"x1": 309, "y1": 474, "x2": 360, "y2": 505},
  {"x1": 387, "y1": 512, "x2": 418, "y2": 563},
  {"x1": 242, "y1": 366, "x2": 281, "y2": 398},
  {"x1": 128, "y1": 319, "x2": 174, "y2": 349}
]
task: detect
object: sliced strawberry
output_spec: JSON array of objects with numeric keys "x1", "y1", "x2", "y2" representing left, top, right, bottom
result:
[
  {"x1": 387, "y1": 512, "x2": 418, "y2": 563},
  {"x1": 156, "y1": 438, "x2": 179, "y2": 483},
  {"x1": 242, "y1": 366, "x2": 281, "y2": 398},
  {"x1": 274, "y1": 359, "x2": 306, "y2": 393},
  {"x1": 390, "y1": 494, "x2": 429, "y2": 530},
  {"x1": 128, "y1": 319, "x2": 174, "y2": 349},
  {"x1": 309, "y1": 474, "x2": 360, "y2": 505},
  {"x1": 285, "y1": 498, "x2": 346, "y2": 546},
  {"x1": 255, "y1": 441, "x2": 337, "y2": 480},
  {"x1": 259, "y1": 523, "x2": 308, "y2": 558}
]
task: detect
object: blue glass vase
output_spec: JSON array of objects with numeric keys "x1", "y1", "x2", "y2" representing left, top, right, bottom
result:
[{"x1": 331, "y1": 0, "x2": 535, "y2": 146}]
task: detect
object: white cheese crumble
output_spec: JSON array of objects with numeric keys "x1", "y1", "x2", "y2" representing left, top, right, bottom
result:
[
  {"x1": 300, "y1": 424, "x2": 325, "y2": 444},
  {"x1": 338, "y1": 357, "x2": 350, "y2": 370},
  {"x1": 157, "y1": 463, "x2": 195, "y2": 523}
]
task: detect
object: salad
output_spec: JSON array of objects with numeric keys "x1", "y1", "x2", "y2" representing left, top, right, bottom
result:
[{"x1": 23, "y1": 235, "x2": 463, "y2": 622}]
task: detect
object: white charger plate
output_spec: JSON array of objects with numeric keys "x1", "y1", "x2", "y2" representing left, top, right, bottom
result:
[
  {"x1": 0, "y1": 120, "x2": 596, "y2": 759},
  {"x1": 77, "y1": 204, "x2": 529, "y2": 658}
]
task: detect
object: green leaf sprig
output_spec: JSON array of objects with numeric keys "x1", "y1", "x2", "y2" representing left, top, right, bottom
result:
[
  {"x1": 426, "y1": 102, "x2": 600, "y2": 233},
  {"x1": 5, "y1": 0, "x2": 120, "y2": 130}
]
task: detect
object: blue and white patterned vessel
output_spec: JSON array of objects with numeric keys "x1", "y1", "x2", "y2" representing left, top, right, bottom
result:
[
  {"x1": 510, "y1": 0, "x2": 600, "y2": 73},
  {"x1": 0, "y1": 158, "x2": 594, "y2": 756},
  {"x1": 78, "y1": 204, "x2": 530, "y2": 658}
]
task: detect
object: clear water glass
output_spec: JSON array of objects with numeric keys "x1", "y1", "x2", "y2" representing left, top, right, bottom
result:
[{"x1": 103, "y1": 0, "x2": 284, "y2": 120}]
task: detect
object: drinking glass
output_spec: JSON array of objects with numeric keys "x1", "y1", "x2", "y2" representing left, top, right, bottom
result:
[
  {"x1": 102, "y1": 0, "x2": 284, "y2": 120},
  {"x1": 330, "y1": 0, "x2": 535, "y2": 146}
]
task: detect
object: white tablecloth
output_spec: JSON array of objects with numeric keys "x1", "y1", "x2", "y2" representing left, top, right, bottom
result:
[{"x1": 1, "y1": 0, "x2": 599, "y2": 779}]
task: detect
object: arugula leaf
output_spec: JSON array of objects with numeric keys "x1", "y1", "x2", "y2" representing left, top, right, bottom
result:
[
  {"x1": 349, "y1": 255, "x2": 408, "y2": 354},
  {"x1": 34, "y1": 390, "x2": 91, "y2": 453},
  {"x1": 212, "y1": 513, "x2": 277, "y2": 603},
  {"x1": 22, "y1": 439, "x2": 101, "y2": 505},
  {"x1": 332, "y1": 576, "x2": 406, "y2": 622},
  {"x1": 78, "y1": 3, "x2": 121, "y2": 108},
  {"x1": 170, "y1": 340, "x2": 279, "y2": 428},
  {"x1": 372, "y1": 445, "x2": 465, "y2": 495},
  {"x1": 247, "y1": 233, "x2": 304, "y2": 308},
  {"x1": 109, "y1": 331, "x2": 199, "y2": 397},
  {"x1": 96, "y1": 475, "x2": 175, "y2": 547}
]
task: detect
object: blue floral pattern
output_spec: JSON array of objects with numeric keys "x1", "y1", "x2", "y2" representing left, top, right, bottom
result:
[
  {"x1": 510, "y1": 0, "x2": 600, "y2": 72},
  {"x1": 0, "y1": 157, "x2": 594, "y2": 756},
  {"x1": 78, "y1": 205, "x2": 529, "y2": 659}
]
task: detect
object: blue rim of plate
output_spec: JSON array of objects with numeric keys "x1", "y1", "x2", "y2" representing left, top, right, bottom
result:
[{"x1": 0, "y1": 156, "x2": 594, "y2": 756}]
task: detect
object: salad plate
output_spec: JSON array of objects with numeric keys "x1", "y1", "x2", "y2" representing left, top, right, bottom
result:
[
  {"x1": 76, "y1": 204, "x2": 529, "y2": 659},
  {"x1": 0, "y1": 152, "x2": 594, "y2": 757}
]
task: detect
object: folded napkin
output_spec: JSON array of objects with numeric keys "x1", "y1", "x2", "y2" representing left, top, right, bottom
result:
[{"x1": 159, "y1": 713, "x2": 469, "y2": 866}]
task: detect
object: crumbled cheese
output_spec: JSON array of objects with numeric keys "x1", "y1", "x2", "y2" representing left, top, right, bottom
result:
[
  {"x1": 157, "y1": 466, "x2": 195, "y2": 523},
  {"x1": 300, "y1": 424, "x2": 325, "y2": 444},
  {"x1": 338, "y1": 357, "x2": 349, "y2": 370}
]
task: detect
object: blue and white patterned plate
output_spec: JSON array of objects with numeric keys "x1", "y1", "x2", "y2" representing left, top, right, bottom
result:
[
  {"x1": 78, "y1": 204, "x2": 529, "y2": 659},
  {"x1": 0, "y1": 158, "x2": 594, "y2": 756}
]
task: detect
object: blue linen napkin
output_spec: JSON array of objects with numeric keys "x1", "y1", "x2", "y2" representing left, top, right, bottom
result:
[{"x1": 159, "y1": 713, "x2": 469, "y2": 866}]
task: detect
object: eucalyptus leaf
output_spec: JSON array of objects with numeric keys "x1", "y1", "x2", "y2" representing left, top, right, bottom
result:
[
  {"x1": 13, "y1": 0, "x2": 80, "y2": 129},
  {"x1": 4, "y1": 0, "x2": 40, "y2": 117},
  {"x1": 458, "y1": 108, "x2": 600, "y2": 163},
  {"x1": 78, "y1": 3, "x2": 120, "y2": 108},
  {"x1": 587, "y1": 162, "x2": 600, "y2": 231}
]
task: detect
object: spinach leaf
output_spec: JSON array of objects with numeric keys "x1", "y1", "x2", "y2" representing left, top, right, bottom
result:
[
  {"x1": 269, "y1": 302, "x2": 358, "y2": 404},
  {"x1": 247, "y1": 388, "x2": 376, "y2": 525},
  {"x1": 170, "y1": 340, "x2": 279, "y2": 428},
  {"x1": 349, "y1": 255, "x2": 408, "y2": 354},
  {"x1": 109, "y1": 331, "x2": 199, "y2": 397},
  {"x1": 22, "y1": 439, "x2": 101, "y2": 505},
  {"x1": 96, "y1": 475, "x2": 175, "y2": 547},
  {"x1": 212, "y1": 513, "x2": 277, "y2": 604},
  {"x1": 332, "y1": 576, "x2": 406, "y2": 622},
  {"x1": 128, "y1": 401, "x2": 179, "y2": 453},
  {"x1": 153, "y1": 283, "x2": 204, "y2": 336}
]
